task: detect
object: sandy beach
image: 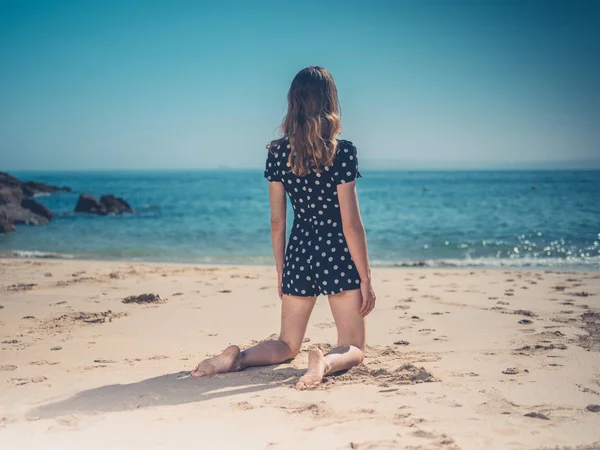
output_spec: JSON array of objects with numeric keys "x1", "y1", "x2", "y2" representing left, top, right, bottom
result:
[{"x1": 0, "y1": 258, "x2": 598, "y2": 449}]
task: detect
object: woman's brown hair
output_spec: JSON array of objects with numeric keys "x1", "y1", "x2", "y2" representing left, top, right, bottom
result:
[{"x1": 270, "y1": 66, "x2": 342, "y2": 176}]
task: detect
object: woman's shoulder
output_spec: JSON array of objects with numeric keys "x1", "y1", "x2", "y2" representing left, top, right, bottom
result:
[
  {"x1": 267, "y1": 136, "x2": 289, "y2": 152},
  {"x1": 334, "y1": 139, "x2": 357, "y2": 161}
]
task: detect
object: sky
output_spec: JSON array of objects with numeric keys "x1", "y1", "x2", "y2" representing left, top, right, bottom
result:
[{"x1": 1, "y1": 0, "x2": 599, "y2": 170}]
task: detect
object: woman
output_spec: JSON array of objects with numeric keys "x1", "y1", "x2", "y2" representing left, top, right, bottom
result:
[{"x1": 191, "y1": 66, "x2": 376, "y2": 389}]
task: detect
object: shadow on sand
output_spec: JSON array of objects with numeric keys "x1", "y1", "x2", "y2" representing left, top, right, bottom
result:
[{"x1": 31, "y1": 365, "x2": 305, "y2": 420}]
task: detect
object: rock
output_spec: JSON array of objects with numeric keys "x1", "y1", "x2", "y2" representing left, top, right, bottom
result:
[
  {"x1": 0, "y1": 172, "x2": 69, "y2": 197},
  {"x1": 75, "y1": 194, "x2": 132, "y2": 215},
  {"x1": 0, "y1": 211, "x2": 15, "y2": 234},
  {"x1": 75, "y1": 194, "x2": 106, "y2": 214},
  {"x1": 0, "y1": 173, "x2": 23, "y2": 190},
  {"x1": 0, "y1": 173, "x2": 66, "y2": 232},
  {"x1": 100, "y1": 195, "x2": 132, "y2": 214},
  {"x1": 21, "y1": 198, "x2": 53, "y2": 221},
  {"x1": 586, "y1": 404, "x2": 600, "y2": 412},
  {"x1": 0, "y1": 186, "x2": 51, "y2": 227},
  {"x1": 0, "y1": 186, "x2": 23, "y2": 206},
  {"x1": 22, "y1": 181, "x2": 70, "y2": 197}
]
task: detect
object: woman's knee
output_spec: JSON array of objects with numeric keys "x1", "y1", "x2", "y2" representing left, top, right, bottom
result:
[
  {"x1": 337, "y1": 341, "x2": 366, "y2": 357},
  {"x1": 278, "y1": 337, "x2": 301, "y2": 358}
]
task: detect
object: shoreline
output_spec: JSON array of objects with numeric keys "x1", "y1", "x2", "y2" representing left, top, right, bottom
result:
[{"x1": 2, "y1": 251, "x2": 599, "y2": 272}]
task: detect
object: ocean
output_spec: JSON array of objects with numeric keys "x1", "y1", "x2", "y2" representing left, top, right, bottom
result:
[{"x1": 2, "y1": 170, "x2": 599, "y2": 269}]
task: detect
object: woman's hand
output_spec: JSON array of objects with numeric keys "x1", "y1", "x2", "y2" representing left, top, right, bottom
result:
[
  {"x1": 277, "y1": 270, "x2": 283, "y2": 300},
  {"x1": 359, "y1": 280, "x2": 376, "y2": 317}
]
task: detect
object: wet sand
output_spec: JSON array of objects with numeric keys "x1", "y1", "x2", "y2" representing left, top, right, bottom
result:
[{"x1": 0, "y1": 259, "x2": 599, "y2": 449}]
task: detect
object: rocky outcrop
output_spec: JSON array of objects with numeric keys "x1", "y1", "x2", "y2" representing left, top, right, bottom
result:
[
  {"x1": 21, "y1": 198, "x2": 53, "y2": 222},
  {"x1": 100, "y1": 195, "x2": 132, "y2": 214},
  {"x1": 74, "y1": 194, "x2": 132, "y2": 215},
  {"x1": 74, "y1": 194, "x2": 105, "y2": 214},
  {"x1": 0, "y1": 211, "x2": 15, "y2": 234},
  {"x1": 22, "y1": 181, "x2": 71, "y2": 197},
  {"x1": 0, "y1": 172, "x2": 133, "y2": 235},
  {"x1": 0, "y1": 172, "x2": 69, "y2": 197},
  {"x1": 0, "y1": 186, "x2": 53, "y2": 228},
  {"x1": 0, "y1": 172, "x2": 65, "y2": 234}
]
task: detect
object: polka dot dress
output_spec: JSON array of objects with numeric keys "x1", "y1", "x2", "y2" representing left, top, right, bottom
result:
[{"x1": 264, "y1": 138, "x2": 362, "y2": 297}]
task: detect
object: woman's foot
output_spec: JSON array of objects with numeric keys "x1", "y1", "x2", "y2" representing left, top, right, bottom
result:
[
  {"x1": 191, "y1": 345, "x2": 243, "y2": 377},
  {"x1": 296, "y1": 348, "x2": 328, "y2": 389}
]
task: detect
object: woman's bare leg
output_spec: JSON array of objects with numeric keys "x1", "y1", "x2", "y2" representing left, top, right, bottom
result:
[
  {"x1": 296, "y1": 289, "x2": 365, "y2": 388},
  {"x1": 191, "y1": 294, "x2": 316, "y2": 377}
]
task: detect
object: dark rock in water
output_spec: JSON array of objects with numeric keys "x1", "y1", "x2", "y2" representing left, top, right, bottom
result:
[
  {"x1": 100, "y1": 195, "x2": 132, "y2": 214},
  {"x1": 74, "y1": 194, "x2": 106, "y2": 215},
  {"x1": 22, "y1": 181, "x2": 70, "y2": 197},
  {"x1": 21, "y1": 198, "x2": 53, "y2": 221},
  {"x1": 0, "y1": 172, "x2": 70, "y2": 197},
  {"x1": 0, "y1": 172, "x2": 69, "y2": 233},
  {"x1": 0, "y1": 173, "x2": 23, "y2": 190},
  {"x1": 0, "y1": 186, "x2": 51, "y2": 230},
  {"x1": 75, "y1": 194, "x2": 132, "y2": 215},
  {"x1": 0, "y1": 186, "x2": 23, "y2": 206},
  {"x1": 0, "y1": 211, "x2": 16, "y2": 234}
]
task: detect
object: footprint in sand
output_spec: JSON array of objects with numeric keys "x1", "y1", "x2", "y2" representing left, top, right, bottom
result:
[
  {"x1": 0, "y1": 365, "x2": 17, "y2": 371},
  {"x1": 9, "y1": 376, "x2": 46, "y2": 386},
  {"x1": 395, "y1": 304, "x2": 410, "y2": 310},
  {"x1": 418, "y1": 329, "x2": 435, "y2": 334},
  {"x1": 234, "y1": 401, "x2": 255, "y2": 411},
  {"x1": 315, "y1": 322, "x2": 336, "y2": 329},
  {"x1": 518, "y1": 319, "x2": 533, "y2": 325},
  {"x1": 524, "y1": 412, "x2": 550, "y2": 420}
]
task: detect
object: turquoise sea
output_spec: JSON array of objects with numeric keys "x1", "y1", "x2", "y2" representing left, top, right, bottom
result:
[{"x1": 2, "y1": 170, "x2": 599, "y2": 269}]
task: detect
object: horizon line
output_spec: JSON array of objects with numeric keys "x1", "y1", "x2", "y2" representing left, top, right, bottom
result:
[{"x1": 5, "y1": 166, "x2": 600, "y2": 173}]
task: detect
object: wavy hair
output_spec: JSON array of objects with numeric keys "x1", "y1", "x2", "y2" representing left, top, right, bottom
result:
[{"x1": 271, "y1": 66, "x2": 342, "y2": 176}]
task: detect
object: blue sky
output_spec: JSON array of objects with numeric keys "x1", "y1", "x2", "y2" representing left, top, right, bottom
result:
[{"x1": 1, "y1": 0, "x2": 598, "y2": 170}]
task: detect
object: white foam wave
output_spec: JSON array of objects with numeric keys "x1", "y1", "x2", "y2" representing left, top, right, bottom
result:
[
  {"x1": 3, "y1": 250, "x2": 76, "y2": 259},
  {"x1": 374, "y1": 256, "x2": 600, "y2": 269}
]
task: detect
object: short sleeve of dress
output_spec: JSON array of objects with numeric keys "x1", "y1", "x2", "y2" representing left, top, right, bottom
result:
[
  {"x1": 333, "y1": 142, "x2": 361, "y2": 185},
  {"x1": 264, "y1": 147, "x2": 282, "y2": 182}
]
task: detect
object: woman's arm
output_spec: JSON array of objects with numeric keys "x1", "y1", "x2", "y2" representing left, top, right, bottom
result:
[
  {"x1": 268, "y1": 182, "x2": 287, "y2": 299},
  {"x1": 337, "y1": 181, "x2": 376, "y2": 316}
]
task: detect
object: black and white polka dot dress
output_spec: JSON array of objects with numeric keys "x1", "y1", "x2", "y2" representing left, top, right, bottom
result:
[{"x1": 264, "y1": 137, "x2": 362, "y2": 297}]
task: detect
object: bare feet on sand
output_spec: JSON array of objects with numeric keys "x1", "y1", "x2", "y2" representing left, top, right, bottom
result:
[
  {"x1": 191, "y1": 345, "x2": 243, "y2": 377},
  {"x1": 296, "y1": 348, "x2": 328, "y2": 389}
]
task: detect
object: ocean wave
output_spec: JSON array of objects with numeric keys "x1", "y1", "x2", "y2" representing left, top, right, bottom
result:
[
  {"x1": 2, "y1": 249, "x2": 599, "y2": 270},
  {"x1": 377, "y1": 256, "x2": 600, "y2": 269},
  {"x1": 2, "y1": 250, "x2": 76, "y2": 259}
]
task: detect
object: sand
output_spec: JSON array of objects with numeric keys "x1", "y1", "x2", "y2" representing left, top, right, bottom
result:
[{"x1": 0, "y1": 258, "x2": 599, "y2": 449}]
